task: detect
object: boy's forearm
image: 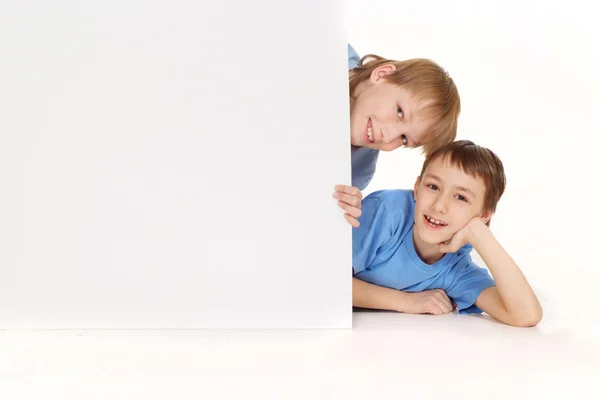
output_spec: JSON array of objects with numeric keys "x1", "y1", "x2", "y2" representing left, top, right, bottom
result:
[
  {"x1": 352, "y1": 277, "x2": 405, "y2": 312},
  {"x1": 470, "y1": 222, "x2": 542, "y2": 324}
]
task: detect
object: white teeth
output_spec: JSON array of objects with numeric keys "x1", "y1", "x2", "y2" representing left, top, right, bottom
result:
[{"x1": 426, "y1": 215, "x2": 446, "y2": 226}]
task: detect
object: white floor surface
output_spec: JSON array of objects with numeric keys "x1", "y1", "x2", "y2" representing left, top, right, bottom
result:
[{"x1": 1, "y1": 307, "x2": 599, "y2": 400}]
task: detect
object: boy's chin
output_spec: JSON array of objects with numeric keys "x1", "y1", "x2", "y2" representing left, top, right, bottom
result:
[{"x1": 416, "y1": 226, "x2": 454, "y2": 246}]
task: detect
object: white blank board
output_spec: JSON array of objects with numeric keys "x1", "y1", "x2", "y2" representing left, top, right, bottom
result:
[{"x1": 0, "y1": 1, "x2": 352, "y2": 328}]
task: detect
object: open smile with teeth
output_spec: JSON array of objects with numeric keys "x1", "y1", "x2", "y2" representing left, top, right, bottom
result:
[
  {"x1": 366, "y1": 118, "x2": 375, "y2": 143},
  {"x1": 425, "y1": 215, "x2": 447, "y2": 228}
]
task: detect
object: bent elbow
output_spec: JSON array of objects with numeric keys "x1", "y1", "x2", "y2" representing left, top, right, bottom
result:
[
  {"x1": 514, "y1": 316, "x2": 541, "y2": 328},
  {"x1": 511, "y1": 307, "x2": 543, "y2": 328}
]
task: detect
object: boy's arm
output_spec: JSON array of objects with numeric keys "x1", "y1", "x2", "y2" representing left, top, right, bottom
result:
[
  {"x1": 353, "y1": 278, "x2": 405, "y2": 311},
  {"x1": 353, "y1": 278, "x2": 455, "y2": 315},
  {"x1": 443, "y1": 219, "x2": 543, "y2": 327}
]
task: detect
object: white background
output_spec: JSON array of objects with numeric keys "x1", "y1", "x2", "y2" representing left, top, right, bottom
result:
[{"x1": 0, "y1": 0, "x2": 352, "y2": 329}]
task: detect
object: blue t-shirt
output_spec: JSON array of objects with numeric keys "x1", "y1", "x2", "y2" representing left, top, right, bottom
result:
[
  {"x1": 352, "y1": 189, "x2": 496, "y2": 314},
  {"x1": 348, "y1": 44, "x2": 380, "y2": 191}
]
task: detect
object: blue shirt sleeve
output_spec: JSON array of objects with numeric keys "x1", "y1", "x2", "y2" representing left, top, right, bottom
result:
[
  {"x1": 445, "y1": 260, "x2": 496, "y2": 315},
  {"x1": 351, "y1": 147, "x2": 379, "y2": 191},
  {"x1": 352, "y1": 196, "x2": 394, "y2": 275},
  {"x1": 348, "y1": 44, "x2": 360, "y2": 70}
]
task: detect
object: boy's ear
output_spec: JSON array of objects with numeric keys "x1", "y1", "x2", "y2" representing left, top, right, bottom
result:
[
  {"x1": 480, "y1": 209, "x2": 493, "y2": 226},
  {"x1": 413, "y1": 176, "x2": 421, "y2": 200},
  {"x1": 370, "y1": 64, "x2": 397, "y2": 84}
]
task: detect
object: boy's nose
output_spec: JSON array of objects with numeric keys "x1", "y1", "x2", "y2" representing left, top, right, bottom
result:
[
  {"x1": 434, "y1": 198, "x2": 448, "y2": 214},
  {"x1": 382, "y1": 134, "x2": 397, "y2": 144},
  {"x1": 382, "y1": 127, "x2": 401, "y2": 144}
]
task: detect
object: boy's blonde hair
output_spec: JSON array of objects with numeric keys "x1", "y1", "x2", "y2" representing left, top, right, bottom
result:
[
  {"x1": 349, "y1": 54, "x2": 461, "y2": 155},
  {"x1": 420, "y1": 140, "x2": 506, "y2": 214}
]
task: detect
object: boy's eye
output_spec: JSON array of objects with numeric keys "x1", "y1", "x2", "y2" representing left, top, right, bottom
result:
[
  {"x1": 401, "y1": 134, "x2": 408, "y2": 145},
  {"x1": 397, "y1": 107, "x2": 403, "y2": 118},
  {"x1": 455, "y1": 195, "x2": 468, "y2": 202},
  {"x1": 427, "y1": 184, "x2": 438, "y2": 190}
]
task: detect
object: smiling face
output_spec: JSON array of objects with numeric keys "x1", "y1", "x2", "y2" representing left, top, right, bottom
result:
[
  {"x1": 350, "y1": 65, "x2": 435, "y2": 151},
  {"x1": 412, "y1": 156, "x2": 492, "y2": 248}
]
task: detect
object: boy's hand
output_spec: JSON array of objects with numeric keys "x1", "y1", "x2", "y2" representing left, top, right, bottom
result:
[
  {"x1": 333, "y1": 185, "x2": 362, "y2": 227},
  {"x1": 438, "y1": 217, "x2": 487, "y2": 253},
  {"x1": 400, "y1": 289, "x2": 457, "y2": 315}
]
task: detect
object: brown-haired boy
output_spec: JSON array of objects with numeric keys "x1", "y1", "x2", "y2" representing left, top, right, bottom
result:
[{"x1": 351, "y1": 140, "x2": 543, "y2": 327}]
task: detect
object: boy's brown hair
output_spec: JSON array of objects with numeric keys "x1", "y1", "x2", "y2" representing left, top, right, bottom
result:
[
  {"x1": 420, "y1": 140, "x2": 507, "y2": 214},
  {"x1": 349, "y1": 53, "x2": 461, "y2": 155}
]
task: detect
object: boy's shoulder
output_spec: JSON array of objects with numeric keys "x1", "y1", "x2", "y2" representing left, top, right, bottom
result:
[
  {"x1": 362, "y1": 189, "x2": 415, "y2": 229},
  {"x1": 364, "y1": 188, "x2": 415, "y2": 208}
]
